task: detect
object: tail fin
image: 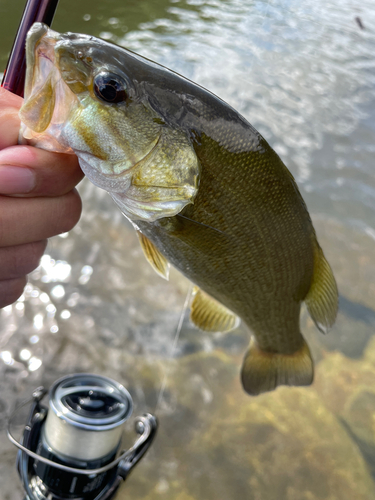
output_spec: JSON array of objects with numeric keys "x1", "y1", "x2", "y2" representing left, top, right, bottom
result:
[{"x1": 240, "y1": 338, "x2": 313, "y2": 396}]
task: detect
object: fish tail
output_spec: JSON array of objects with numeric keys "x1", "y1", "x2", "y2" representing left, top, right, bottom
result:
[{"x1": 240, "y1": 338, "x2": 313, "y2": 396}]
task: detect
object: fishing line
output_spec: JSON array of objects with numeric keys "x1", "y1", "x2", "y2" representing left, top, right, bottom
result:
[
  {"x1": 177, "y1": 213, "x2": 231, "y2": 239},
  {"x1": 154, "y1": 284, "x2": 193, "y2": 414}
]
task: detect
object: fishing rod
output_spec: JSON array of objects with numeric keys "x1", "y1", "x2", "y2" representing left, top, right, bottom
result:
[
  {"x1": 1, "y1": 0, "x2": 59, "y2": 96},
  {"x1": 3, "y1": 3, "x2": 159, "y2": 499}
]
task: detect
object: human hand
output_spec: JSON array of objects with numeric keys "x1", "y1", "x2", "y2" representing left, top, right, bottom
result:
[{"x1": 0, "y1": 87, "x2": 84, "y2": 308}]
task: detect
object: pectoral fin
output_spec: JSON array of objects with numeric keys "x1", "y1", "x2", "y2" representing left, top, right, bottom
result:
[
  {"x1": 305, "y1": 242, "x2": 339, "y2": 334},
  {"x1": 190, "y1": 287, "x2": 240, "y2": 333},
  {"x1": 137, "y1": 231, "x2": 170, "y2": 280},
  {"x1": 241, "y1": 338, "x2": 313, "y2": 396}
]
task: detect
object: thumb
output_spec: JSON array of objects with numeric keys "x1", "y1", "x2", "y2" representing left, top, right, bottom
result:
[{"x1": 0, "y1": 87, "x2": 23, "y2": 150}]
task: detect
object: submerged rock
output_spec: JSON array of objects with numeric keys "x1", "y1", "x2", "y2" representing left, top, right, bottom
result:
[
  {"x1": 314, "y1": 346, "x2": 375, "y2": 476},
  {"x1": 187, "y1": 386, "x2": 375, "y2": 500},
  {"x1": 314, "y1": 351, "x2": 375, "y2": 414},
  {"x1": 121, "y1": 351, "x2": 375, "y2": 500},
  {"x1": 341, "y1": 389, "x2": 375, "y2": 475}
]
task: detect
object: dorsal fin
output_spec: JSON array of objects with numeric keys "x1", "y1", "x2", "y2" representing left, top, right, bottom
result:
[
  {"x1": 305, "y1": 242, "x2": 339, "y2": 334},
  {"x1": 137, "y1": 231, "x2": 170, "y2": 280},
  {"x1": 190, "y1": 287, "x2": 240, "y2": 333}
]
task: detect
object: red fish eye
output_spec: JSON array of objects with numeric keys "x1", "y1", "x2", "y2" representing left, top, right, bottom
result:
[{"x1": 93, "y1": 72, "x2": 127, "y2": 103}]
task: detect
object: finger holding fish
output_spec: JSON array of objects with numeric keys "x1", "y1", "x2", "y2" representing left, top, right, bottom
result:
[
  {"x1": 0, "y1": 87, "x2": 23, "y2": 150},
  {"x1": 0, "y1": 87, "x2": 83, "y2": 308},
  {"x1": 0, "y1": 145, "x2": 83, "y2": 196}
]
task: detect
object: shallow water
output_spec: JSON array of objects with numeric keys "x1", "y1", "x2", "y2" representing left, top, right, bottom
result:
[{"x1": 1, "y1": 0, "x2": 375, "y2": 499}]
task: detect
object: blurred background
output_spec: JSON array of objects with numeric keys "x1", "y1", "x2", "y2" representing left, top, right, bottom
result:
[{"x1": 1, "y1": 0, "x2": 375, "y2": 498}]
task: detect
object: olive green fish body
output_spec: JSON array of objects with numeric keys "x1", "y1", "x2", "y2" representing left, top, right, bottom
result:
[
  {"x1": 137, "y1": 130, "x2": 315, "y2": 354},
  {"x1": 20, "y1": 23, "x2": 339, "y2": 395}
]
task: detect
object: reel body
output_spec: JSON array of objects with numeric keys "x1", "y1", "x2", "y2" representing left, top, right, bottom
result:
[{"x1": 8, "y1": 374, "x2": 157, "y2": 500}]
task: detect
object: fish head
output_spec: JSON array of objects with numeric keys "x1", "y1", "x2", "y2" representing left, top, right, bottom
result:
[{"x1": 20, "y1": 23, "x2": 200, "y2": 222}]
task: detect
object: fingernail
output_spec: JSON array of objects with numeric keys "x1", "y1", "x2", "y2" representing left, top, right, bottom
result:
[{"x1": 0, "y1": 165, "x2": 36, "y2": 194}]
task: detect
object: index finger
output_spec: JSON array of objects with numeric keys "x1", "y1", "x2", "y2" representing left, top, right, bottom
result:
[{"x1": 0, "y1": 87, "x2": 23, "y2": 150}]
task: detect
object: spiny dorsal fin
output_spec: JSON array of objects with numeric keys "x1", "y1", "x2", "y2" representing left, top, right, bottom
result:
[
  {"x1": 190, "y1": 287, "x2": 240, "y2": 333},
  {"x1": 241, "y1": 338, "x2": 314, "y2": 396},
  {"x1": 305, "y1": 242, "x2": 339, "y2": 334},
  {"x1": 137, "y1": 231, "x2": 170, "y2": 280}
]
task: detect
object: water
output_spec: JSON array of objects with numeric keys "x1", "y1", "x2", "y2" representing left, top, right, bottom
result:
[{"x1": 1, "y1": 0, "x2": 375, "y2": 498}]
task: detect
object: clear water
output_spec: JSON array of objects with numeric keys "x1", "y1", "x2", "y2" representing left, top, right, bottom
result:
[{"x1": 1, "y1": 0, "x2": 375, "y2": 499}]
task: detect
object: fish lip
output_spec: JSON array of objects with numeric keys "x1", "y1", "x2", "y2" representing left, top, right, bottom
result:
[
  {"x1": 24, "y1": 23, "x2": 60, "y2": 100},
  {"x1": 20, "y1": 23, "x2": 80, "y2": 152},
  {"x1": 27, "y1": 22, "x2": 50, "y2": 46}
]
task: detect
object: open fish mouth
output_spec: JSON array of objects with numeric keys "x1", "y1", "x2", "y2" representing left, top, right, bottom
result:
[{"x1": 19, "y1": 23, "x2": 78, "y2": 152}]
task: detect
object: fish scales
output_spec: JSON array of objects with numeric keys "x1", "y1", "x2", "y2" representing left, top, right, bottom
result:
[
  {"x1": 137, "y1": 134, "x2": 314, "y2": 354},
  {"x1": 19, "y1": 23, "x2": 339, "y2": 395}
]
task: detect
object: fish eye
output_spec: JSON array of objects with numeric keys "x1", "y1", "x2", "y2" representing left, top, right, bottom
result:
[{"x1": 93, "y1": 72, "x2": 127, "y2": 103}]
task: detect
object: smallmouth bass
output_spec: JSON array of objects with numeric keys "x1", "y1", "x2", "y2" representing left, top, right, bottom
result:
[{"x1": 20, "y1": 23, "x2": 339, "y2": 395}]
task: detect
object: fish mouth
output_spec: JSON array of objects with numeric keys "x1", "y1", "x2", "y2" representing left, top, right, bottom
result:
[
  {"x1": 19, "y1": 23, "x2": 79, "y2": 152},
  {"x1": 23, "y1": 23, "x2": 58, "y2": 100}
]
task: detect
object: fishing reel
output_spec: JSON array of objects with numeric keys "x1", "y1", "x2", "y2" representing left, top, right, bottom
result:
[{"x1": 7, "y1": 373, "x2": 158, "y2": 500}]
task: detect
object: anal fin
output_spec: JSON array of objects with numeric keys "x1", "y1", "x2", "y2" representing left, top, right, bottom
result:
[
  {"x1": 137, "y1": 231, "x2": 170, "y2": 280},
  {"x1": 190, "y1": 287, "x2": 240, "y2": 333},
  {"x1": 305, "y1": 243, "x2": 339, "y2": 334},
  {"x1": 241, "y1": 338, "x2": 313, "y2": 396}
]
